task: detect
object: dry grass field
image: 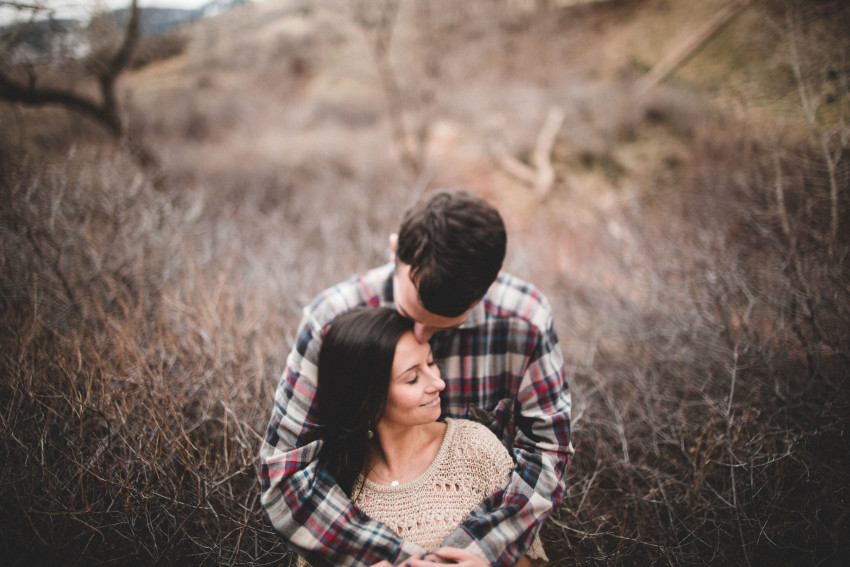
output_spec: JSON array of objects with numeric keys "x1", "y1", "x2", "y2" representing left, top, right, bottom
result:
[{"x1": 1, "y1": 0, "x2": 848, "y2": 565}]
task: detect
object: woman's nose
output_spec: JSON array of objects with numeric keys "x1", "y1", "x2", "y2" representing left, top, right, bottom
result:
[{"x1": 426, "y1": 367, "x2": 445, "y2": 392}]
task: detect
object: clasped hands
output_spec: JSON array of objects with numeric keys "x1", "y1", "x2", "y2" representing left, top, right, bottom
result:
[{"x1": 370, "y1": 546, "x2": 488, "y2": 566}]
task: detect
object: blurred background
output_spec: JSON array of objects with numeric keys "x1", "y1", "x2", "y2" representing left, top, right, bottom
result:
[{"x1": 1, "y1": 0, "x2": 848, "y2": 565}]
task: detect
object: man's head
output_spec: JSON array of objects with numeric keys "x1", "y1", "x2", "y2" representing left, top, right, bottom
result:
[{"x1": 394, "y1": 190, "x2": 506, "y2": 342}]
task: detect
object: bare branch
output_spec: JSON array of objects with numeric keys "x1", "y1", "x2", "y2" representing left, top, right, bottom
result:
[
  {"x1": 490, "y1": 138, "x2": 538, "y2": 186},
  {"x1": 532, "y1": 105, "x2": 566, "y2": 198},
  {"x1": 0, "y1": 0, "x2": 141, "y2": 139},
  {"x1": 0, "y1": 68, "x2": 121, "y2": 134},
  {"x1": 786, "y1": 5, "x2": 843, "y2": 256},
  {"x1": 0, "y1": 1, "x2": 47, "y2": 10},
  {"x1": 638, "y1": 0, "x2": 751, "y2": 95},
  {"x1": 490, "y1": 105, "x2": 565, "y2": 199}
]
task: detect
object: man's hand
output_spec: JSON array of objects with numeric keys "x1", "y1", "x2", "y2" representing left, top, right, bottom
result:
[{"x1": 398, "y1": 547, "x2": 488, "y2": 566}]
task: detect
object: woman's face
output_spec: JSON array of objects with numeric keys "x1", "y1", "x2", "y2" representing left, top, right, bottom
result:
[{"x1": 380, "y1": 330, "x2": 445, "y2": 429}]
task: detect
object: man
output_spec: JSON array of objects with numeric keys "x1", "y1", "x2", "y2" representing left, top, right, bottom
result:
[{"x1": 260, "y1": 189, "x2": 573, "y2": 566}]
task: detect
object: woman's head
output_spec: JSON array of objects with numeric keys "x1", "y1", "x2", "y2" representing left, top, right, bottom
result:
[
  {"x1": 315, "y1": 307, "x2": 414, "y2": 493},
  {"x1": 317, "y1": 307, "x2": 413, "y2": 436}
]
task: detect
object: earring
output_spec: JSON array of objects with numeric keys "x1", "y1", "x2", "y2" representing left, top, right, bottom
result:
[{"x1": 367, "y1": 429, "x2": 374, "y2": 439}]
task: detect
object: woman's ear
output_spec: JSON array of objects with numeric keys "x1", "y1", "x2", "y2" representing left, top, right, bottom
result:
[{"x1": 388, "y1": 233, "x2": 398, "y2": 262}]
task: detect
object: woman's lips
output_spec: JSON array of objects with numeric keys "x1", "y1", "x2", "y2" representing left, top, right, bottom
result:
[{"x1": 421, "y1": 397, "x2": 440, "y2": 408}]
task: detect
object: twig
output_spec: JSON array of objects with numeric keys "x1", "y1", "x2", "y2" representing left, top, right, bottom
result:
[
  {"x1": 549, "y1": 518, "x2": 667, "y2": 549},
  {"x1": 588, "y1": 368, "x2": 629, "y2": 464},
  {"x1": 773, "y1": 152, "x2": 793, "y2": 242},
  {"x1": 353, "y1": 0, "x2": 429, "y2": 178},
  {"x1": 532, "y1": 106, "x2": 566, "y2": 198},
  {"x1": 726, "y1": 343, "x2": 739, "y2": 419},
  {"x1": 491, "y1": 139, "x2": 537, "y2": 185},
  {"x1": 787, "y1": 8, "x2": 842, "y2": 256},
  {"x1": 575, "y1": 463, "x2": 599, "y2": 517},
  {"x1": 637, "y1": 0, "x2": 751, "y2": 95},
  {"x1": 490, "y1": 105, "x2": 566, "y2": 199}
]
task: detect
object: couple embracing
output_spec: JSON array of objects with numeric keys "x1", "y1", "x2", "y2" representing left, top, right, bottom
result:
[{"x1": 260, "y1": 190, "x2": 573, "y2": 566}]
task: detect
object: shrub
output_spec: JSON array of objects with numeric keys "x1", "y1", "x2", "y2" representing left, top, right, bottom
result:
[
  {"x1": 546, "y1": 108, "x2": 849, "y2": 565},
  {"x1": 131, "y1": 31, "x2": 188, "y2": 69},
  {"x1": 0, "y1": 151, "x2": 290, "y2": 565}
]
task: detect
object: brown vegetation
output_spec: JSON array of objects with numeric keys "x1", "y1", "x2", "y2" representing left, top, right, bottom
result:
[{"x1": 1, "y1": 0, "x2": 848, "y2": 565}]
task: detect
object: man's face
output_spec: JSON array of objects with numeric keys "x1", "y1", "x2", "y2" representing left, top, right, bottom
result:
[{"x1": 393, "y1": 262, "x2": 474, "y2": 343}]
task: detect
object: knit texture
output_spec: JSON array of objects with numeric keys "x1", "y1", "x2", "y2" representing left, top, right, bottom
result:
[
  {"x1": 297, "y1": 418, "x2": 548, "y2": 566},
  {"x1": 353, "y1": 418, "x2": 514, "y2": 550}
]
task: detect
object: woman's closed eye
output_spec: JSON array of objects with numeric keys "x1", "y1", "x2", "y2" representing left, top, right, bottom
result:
[{"x1": 406, "y1": 368, "x2": 421, "y2": 384}]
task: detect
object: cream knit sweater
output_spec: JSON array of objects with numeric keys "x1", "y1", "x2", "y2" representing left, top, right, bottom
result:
[
  {"x1": 297, "y1": 418, "x2": 548, "y2": 566},
  {"x1": 352, "y1": 418, "x2": 514, "y2": 549}
]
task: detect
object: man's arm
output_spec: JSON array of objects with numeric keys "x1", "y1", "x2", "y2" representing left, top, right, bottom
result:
[
  {"x1": 441, "y1": 320, "x2": 573, "y2": 566},
  {"x1": 259, "y1": 315, "x2": 426, "y2": 566}
]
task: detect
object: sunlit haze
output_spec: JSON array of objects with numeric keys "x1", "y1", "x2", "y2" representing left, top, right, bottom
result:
[{"x1": 1, "y1": 0, "x2": 252, "y2": 24}]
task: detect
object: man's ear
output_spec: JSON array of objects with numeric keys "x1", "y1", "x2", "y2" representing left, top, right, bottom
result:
[{"x1": 388, "y1": 233, "x2": 398, "y2": 262}]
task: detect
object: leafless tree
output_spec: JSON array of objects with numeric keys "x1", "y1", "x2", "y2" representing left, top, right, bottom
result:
[
  {"x1": 0, "y1": 0, "x2": 156, "y2": 165},
  {"x1": 351, "y1": 0, "x2": 438, "y2": 183},
  {"x1": 781, "y1": 2, "x2": 849, "y2": 257}
]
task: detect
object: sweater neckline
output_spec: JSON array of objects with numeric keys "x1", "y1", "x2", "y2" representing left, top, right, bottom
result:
[{"x1": 360, "y1": 418, "x2": 456, "y2": 492}]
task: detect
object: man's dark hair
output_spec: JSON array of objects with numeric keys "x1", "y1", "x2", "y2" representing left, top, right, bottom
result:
[
  {"x1": 315, "y1": 307, "x2": 414, "y2": 496},
  {"x1": 396, "y1": 190, "x2": 507, "y2": 317}
]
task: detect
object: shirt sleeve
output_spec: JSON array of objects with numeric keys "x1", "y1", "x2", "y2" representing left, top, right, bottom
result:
[
  {"x1": 441, "y1": 318, "x2": 573, "y2": 566},
  {"x1": 259, "y1": 310, "x2": 427, "y2": 566}
]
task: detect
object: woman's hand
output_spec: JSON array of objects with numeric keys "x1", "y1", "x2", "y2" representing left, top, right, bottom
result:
[
  {"x1": 400, "y1": 547, "x2": 489, "y2": 566},
  {"x1": 430, "y1": 547, "x2": 489, "y2": 566}
]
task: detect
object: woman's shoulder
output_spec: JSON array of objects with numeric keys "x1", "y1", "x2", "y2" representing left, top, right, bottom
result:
[
  {"x1": 445, "y1": 417, "x2": 496, "y2": 436},
  {"x1": 444, "y1": 418, "x2": 512, "y2": 460},
  {"x1": 440, "y1": 419, "x2": 514, "y2": 488}
]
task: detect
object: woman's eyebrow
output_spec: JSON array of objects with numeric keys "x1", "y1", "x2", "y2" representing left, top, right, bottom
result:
[{"x1": 394, "y1": 363, "x2": 419, "y2": 379}]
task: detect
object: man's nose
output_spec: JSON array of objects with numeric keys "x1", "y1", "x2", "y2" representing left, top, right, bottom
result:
[{"x1": 413, "y1": 323, "x2": 435, "y2": 343}]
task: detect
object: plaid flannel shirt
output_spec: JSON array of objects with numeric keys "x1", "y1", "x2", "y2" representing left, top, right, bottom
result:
[{"x1": 260, "y1": 263, "x2": 573, "y2": 566}]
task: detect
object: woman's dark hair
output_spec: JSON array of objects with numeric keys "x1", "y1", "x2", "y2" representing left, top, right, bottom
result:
[
  {"x1": 315, "y1": 307, "x2": 414, "y2": 496},
  {"x1": 396, "y1": 189, "x2": 507, "y2": 318}
]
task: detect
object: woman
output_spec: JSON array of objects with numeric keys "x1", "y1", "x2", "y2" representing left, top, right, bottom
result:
[{"x1": 302, "y1": 307, "x2": 547, "y2": 567}]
